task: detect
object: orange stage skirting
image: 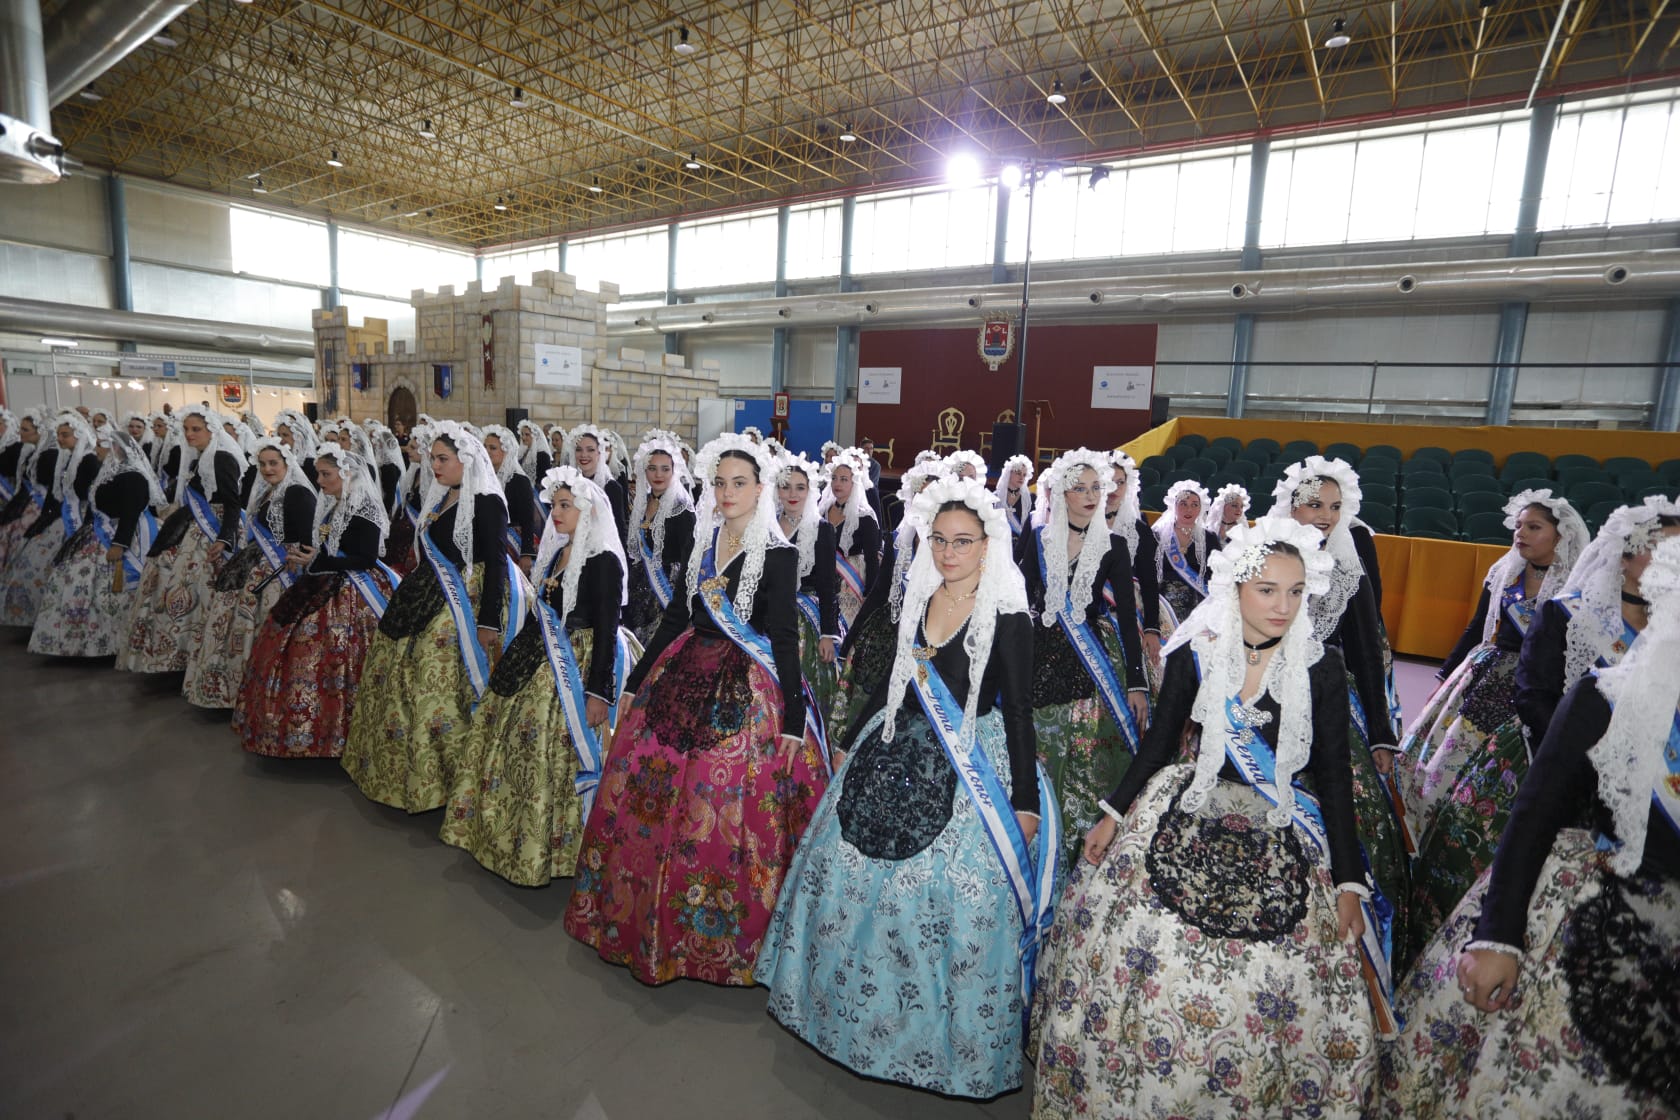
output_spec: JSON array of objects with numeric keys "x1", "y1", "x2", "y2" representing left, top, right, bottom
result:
[{"x1": 1121, "y1": 417, "x2": 1680, "y2": 661}]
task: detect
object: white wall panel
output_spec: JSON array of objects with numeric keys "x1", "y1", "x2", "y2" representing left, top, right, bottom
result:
[
  {"x1": 127, "y1": 184, "x2": 233, "y2": 270},
  {"x1": 131, "y1": 262, "x2": 320, "y2": 330},
  {"x1": 1518, "y1": 304, "x2": 1668, "y2": 405},
  {"x1": 0, "y1": 242, "x2": 112, "y2": 306},
  {"x1": 0, "y1": 176, "x2": 108, "y2": 254}
]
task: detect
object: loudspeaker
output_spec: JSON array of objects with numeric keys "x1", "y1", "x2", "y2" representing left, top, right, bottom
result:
[
  {"x1": 987, "y1": 422, "x2": 1026, "y2": 478},
  {"x1": 303, "y1": 402, "x2": 319, "y2": 422},
  {"x1": 505, "y1": 406, "x2": 530, "y2": 428},
  {"x1": 1150, "y1": 394, "x2": 1170, "y2": 428}
]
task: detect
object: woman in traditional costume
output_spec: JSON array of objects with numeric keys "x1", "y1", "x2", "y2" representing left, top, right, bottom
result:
[
  {"x1": 996, "y1": 453, "x2": 1035, "y2": 536},
  {"x1": 757, "y1": 474, "x2": 1055, "y2": 1100},
  {"x1": 563, "y1": 433, "x2": 827, "y2": 985},
  {"x1": 1266, "y1": 456, "x2": 1412, "y2": 965},
  {"x1": 516, "y1": 418, "x2": 551, "y2": 481},
  {"x1": 1032, "y1": 517, "x2": 1386, "y2": 1120},
  {"x1": 116, "y1": 405, "x2": 246, "y2": 673},
  {"x1": 778, "y1": 452, "x2": 842, "y2": 728},
  {"x1": 28, "y1": 429, "x2": 162, "y2": 657},
  {"x1": 1206, "y1": 481, "x2": 1251, "y2": 544},
  {"x1": 234, "y1": 446, "x2": 396, "y2": 758},
  {"x1": 569, "y1": 424, "x2": 628, "y2": 545},
  {"x1": 1106, "y1": 452, "x2": 1162, "y2": 683},
  {"x1": 340, "y1": 423, "x2": 519, "y2": 811},
  {"x1": 1150, "y1": 479, "x2": 1219, "y2": 640},
  {"x1": 818, "y1": 448, "x2": 880, "y2": 625},
  {"x1": 182, "y1": 440, "x2": 315, "y2": 708},
  {"x1": 481, "y1": 424, "x2": 541, "y2": 572},
  {"x1": 1380, "y1": 534, "x2": 1680, "y2": 1120},
  {"x1": 442, "y1": 467, "x2": 636, "y2": 886},
  {"x1": 1398, "y1": 490, "x2": 1588, "y2": 958},
  {"x1": 623, "y1": 432, "x2": 695, "y2": 646},
  {"x1": 1018, "y1": 448, "x2": 1150, "y2": 870},
  {"x1": 1, "y1": 411, "x2": 97, "y2": 627}
]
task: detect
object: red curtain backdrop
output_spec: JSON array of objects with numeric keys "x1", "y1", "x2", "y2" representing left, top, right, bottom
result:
[{"x1": 855, "y1": 323, "x2": 1159, "y2": 470}]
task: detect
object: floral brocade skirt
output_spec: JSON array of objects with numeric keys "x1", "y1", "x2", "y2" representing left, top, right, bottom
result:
[
  {"x1": 1379, "y1": 830, "x2": 1680, "y2": 1119},
  {"x1": 27, "y1": 526, "x2": 137, "y2": 657},
  {"x1": 1033, "y1": 622, "x2": 1133, "y2": 875},
  {"x1": 1398, "y1": 644, "x2": 1515, "y2": 841},
  {"x1": 756, "y1": 706, "x2": 1030, "y2": 1100},
  {"x1": 562, "y1": 631, "x2": 828, "y2": 986},
  {"x1": 233, "y1": 570, "x2": 394, "y2": 758},
  {"x1": 340, "y1": 562, "x2": 489, "y2": 812},
  {"x1": 440, "y1": 626, "x2": 640, "y2": 887},
  {"x1": 796, "y1": 609, "x2": 839, "y2": 739},
  {"x1": 0, "y1": 502, "x2": 42, "y2": 572},
  {"x1": 115, "y1": 525, "x2": 215, "y2": 673},
  {"x1": 830, "y1": 603, "x2": 895, "y2": 747},
  {"x1": 0, "y1": 517, "x2": 65, "y2": 626},
  {"x1": 1031, "y1": 766, "x2": 1377, "y2": 1120},
  {"x1": 1339, "y1": 670, "x2": 1414, "y2": 974},
  {"x1": 182, "y1": 542, "x2": 285, "y2": 709}
]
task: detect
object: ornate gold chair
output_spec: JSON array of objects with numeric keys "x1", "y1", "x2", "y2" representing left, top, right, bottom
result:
[
  {"x1": 930, "y1": 407, "x2": 965, "y2": 453},
  {"x1": 869, "y1": 438, "x2": 895, "y2": 469}
]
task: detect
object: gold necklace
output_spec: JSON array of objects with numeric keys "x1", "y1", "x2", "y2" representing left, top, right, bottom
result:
[{"x1": 938, "y1": 582, "x2": 978, "y2": 618}]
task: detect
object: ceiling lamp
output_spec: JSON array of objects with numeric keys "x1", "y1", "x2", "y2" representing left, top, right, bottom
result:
[
  {"x1": 684, "y1": 153, "x2": 702, "y2": 170},
  {"x1": 69, "y1": 378, "x2": 80, "y2": 387},
  {"x1": 674, "y1": 26, "x2": 697, "y2": 55},
  {"x1": 128, "y1": 380, "x2": 145, "y2": 390},
  {"x1": 1324, "y1": 17, "x2": 1351, "y2": 47},
  {"x1": 945, "y1": 152, "x2": 981, "y2": 186},
  {"x1": 418, "y1": 118, "x2": 435, "y2": 138},
  {"x1": 838, "y1": 124, "x2": 858, "y2": 143},
  {"x1": 999, "y1": 163, "x2": 1024, "y2": 191},
  {"x1": 252, "y1": 177, "x2": 267, "y2": 193},
  {"x1": 152, "y1": 25, "x2": 179, "y2": 47},
  {"x1": 78, "y1": 85, "x2": 102, "y2": 102},
  {"x1": 403, "y1": 210, "x2": 420, "y2": 218},
  {"x1": 589, "y1": 177, "x2": 603, "y2": 193},
  {"x1": 42, "y1": 337, "x2": 78, "y2": 347},
  {"x1": 327, "y1": 148, "x2": 344, "y2": 167},
  {"x1": 494, "y1": 195, "x2": 508, "y2": 211},
  {"x1": 1046, "y1": 79, "x2": 1067, "y2": 105},
  {"x1": 510, "y1": 87, "x2": 528, "y2": 108},
  {"x1": 1087, "y1": 167, "x2": 1112, "y2": 191}
]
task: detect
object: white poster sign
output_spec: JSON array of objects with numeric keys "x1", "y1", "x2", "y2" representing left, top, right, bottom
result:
[
  {"x1": 1091, "y1": 365, "x2": 1154, "y2": 411},
  {"x1": 533, "y1": 343, "x2": 583, "y2": 388},
  {"x1": 120, "y1": 357, "x2": 178, "y2": 379},
  {"x1": 858, "y1": 366, "x2": 902, "y2": 405}
]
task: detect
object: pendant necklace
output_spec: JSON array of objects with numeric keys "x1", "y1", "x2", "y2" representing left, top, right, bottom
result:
[{"x1": 1242, "y1": 633, "x2": 1282, "y2": 666}]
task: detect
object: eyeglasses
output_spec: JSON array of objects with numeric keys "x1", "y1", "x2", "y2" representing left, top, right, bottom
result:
[
  {"x1": 928, "y1": 534, "x2": 979, "y2": 554},
  {"x1": 1066, "y1": 484, "x2": 1099, "y2": 497}
]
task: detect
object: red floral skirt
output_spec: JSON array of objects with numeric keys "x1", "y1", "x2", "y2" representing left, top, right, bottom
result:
[
  {"x1": 233, "y1": 570, "x2": 392, "y2": 758},
  {"x1": 562, "y1": 630, "x2": 827, "y2": 986}
]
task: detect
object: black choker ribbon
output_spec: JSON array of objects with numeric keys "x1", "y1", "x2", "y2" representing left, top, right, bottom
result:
[
  {"x1": 1623, "y1": 590, "x2": 1650, "y2": 607},
  {"x1": 1242, "y1": 633, "x2": 1283, "y2": 664}
]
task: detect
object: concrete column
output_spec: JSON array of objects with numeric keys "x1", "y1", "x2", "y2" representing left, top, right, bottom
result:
[
  {"x1": 106, "y1": 173, "x2": 135, "y2": 352},
  {"x1": 833, "y1": 197, "x2": 857, "y2": 428},
  {"x1": 1227, "y1": 140, "x2": 1269, "y2": 419},
  {"x1": 664, "y1": 221, "x2": 680, "y2": 356},
  {"x1": 772, "y1": 205, "x2": 789, "y2": 394},
  {"x1": 991, "y1": 186, "x2": 1010, "y2": 285},
  {"x1": 324, "y1": 219, "x2": 340, "y2": 310},
  {"x1": 558, "y1": 238, "x2": 568, "y2": 274},
  {"x1": 1487, "y1": 99, "x2": 1558, "y2": 425}
]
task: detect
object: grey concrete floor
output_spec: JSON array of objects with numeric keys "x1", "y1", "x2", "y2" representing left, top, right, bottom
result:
[
  {"x1": 1, "y1": 633, "x2": 1447, "y2": 1120},
  {"x1": 0, "y1": 636, "x2": 1033, "y2": 1120}
]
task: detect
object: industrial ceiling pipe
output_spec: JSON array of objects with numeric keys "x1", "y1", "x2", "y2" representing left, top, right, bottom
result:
[
  {"x1": 0, "y1": 295, "x2": 316, "y2": 356},
  {"x1": 0, "y1": 0, "x2": 50, "y2": 131},
  {"x1": 604, "y1": 249, "x2": 1680, "y2": 335},
  {"x1": 44, "y1": 0, "x2": 197, "y2": 107}
]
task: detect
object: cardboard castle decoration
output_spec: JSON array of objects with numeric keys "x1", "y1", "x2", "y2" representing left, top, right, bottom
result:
[{"x1": 312, "y1": 269, "x2": 719, "y2": 444}]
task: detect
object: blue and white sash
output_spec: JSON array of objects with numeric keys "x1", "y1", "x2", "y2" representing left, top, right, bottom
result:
[
  {"x1": 416, "y1": 502, "x2": 529, "y2": 699},
  {"x1": 344, "y1": 559, "x2": 400, "y2": 619},
  {"x1": 0, "y1": 475, "x2": 13, "y2": 502},
  {"x1": 910, "y1": 647, "x2": 1060, "y2": 1024},
  {"x1": 91, "y1": 508, "x2": 157, "y2": 582},
  {"x1": 835, "y1": 552, "x2": 866, "y2": 604},
  {"x1": 1162, "y1": 531, "x2": 1208, "y2": 598},
  {"x1": 532, "y1": 583, "x2": 633, "y2": 822},
  {"x1": 249, "y1": 518, "x2": 297, "y2": 590},
  {"x1": 58, "y1": 491, "x2": 85, "y2": 537},
  {"x1": 1500, "y1": 578, "x2": 1537, "y2": 637},
  {"x1": 1038, "y1": 532, "x2": 1140, "y2": 754},
  {"x1": 1211, "y1": 687, "x2": 1399, "y2": 1037},
  {"x1": 1554, "y1": 591, "x2": 1640, "y2": 669},
  {"x1": 1650, "y1": 708, "x2": 1680, "y2": 846},
  {"x1": 694, "y1": 536, "x2": 829, "y2": 771},
  {"x1": 183, "y1": 485, "x2": 222, "y2": 543},
  {"x1": 636, "y1": 526, "x2": 675, "y2": 611}
]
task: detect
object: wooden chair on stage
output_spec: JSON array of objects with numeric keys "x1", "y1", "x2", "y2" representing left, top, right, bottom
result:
[
  {"x1": 868, "y1": 439, "x2": 895, "y2": 469},
  {"x1": 930, "y1": 407, "x2": 965, "y2": 453}
]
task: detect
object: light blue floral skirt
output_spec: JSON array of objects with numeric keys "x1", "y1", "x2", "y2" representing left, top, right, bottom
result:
[{"x1": 756, "y1": 705, "x2": 1029, "y2": 1100}]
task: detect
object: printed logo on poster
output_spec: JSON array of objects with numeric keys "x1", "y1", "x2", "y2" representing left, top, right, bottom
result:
[{"x1": 977, "y1": 315, "x2": 1015, "y2": 371}]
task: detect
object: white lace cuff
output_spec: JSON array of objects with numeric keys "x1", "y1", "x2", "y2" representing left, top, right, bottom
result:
[
  {"x1": 1335, "y1": 882, "x2": 1371, "y2": 901},
  {"x1": 1462, "y1": 939, "x2": 1523, "y2": 958},
  {"x1": 1098, "y1": 799, "x2": 1125, "y2": 824}
]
